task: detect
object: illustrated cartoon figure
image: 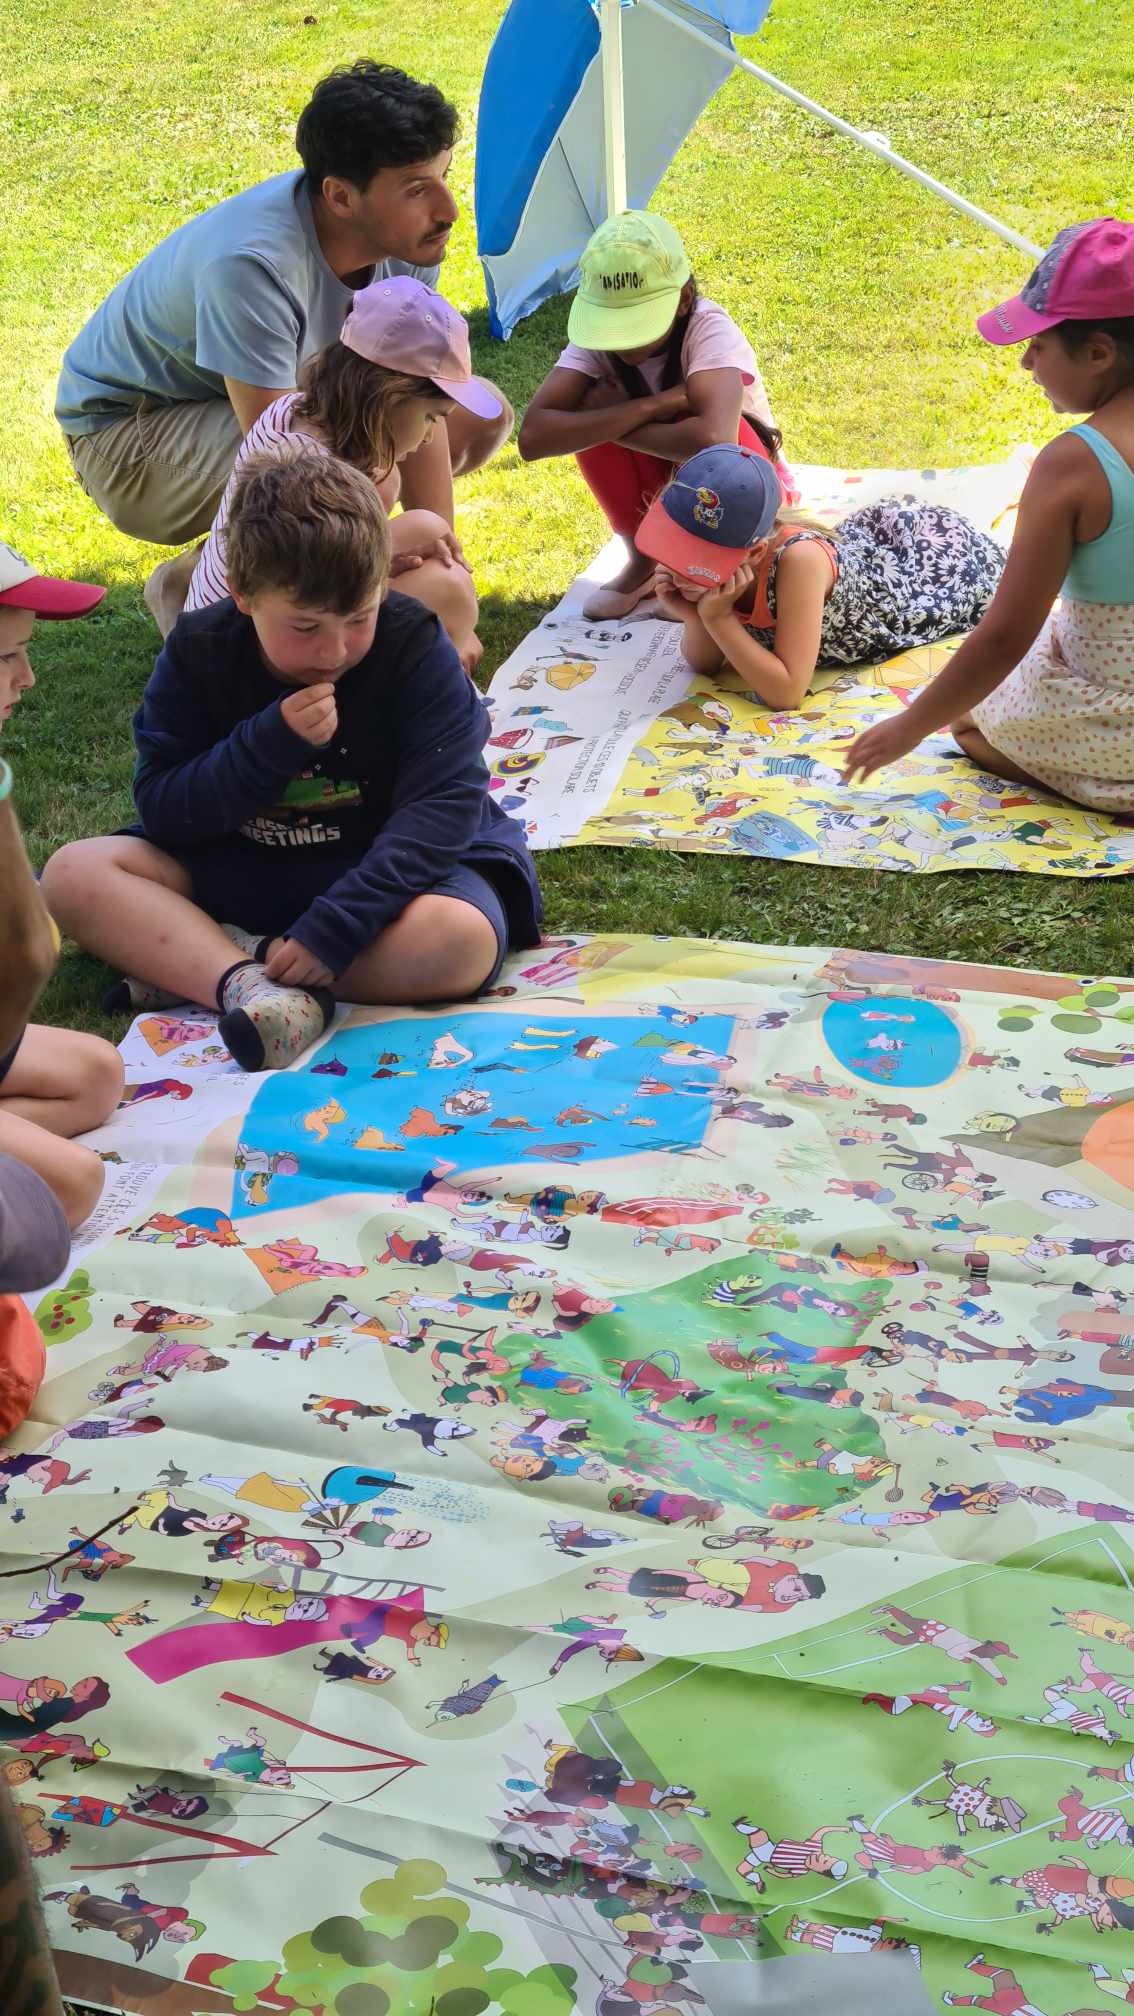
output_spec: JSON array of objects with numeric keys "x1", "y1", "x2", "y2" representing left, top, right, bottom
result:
[
  {"x1": 15, "y1": 1801, "x2": 68, "y2": 1858},
  {"x1": 315, "y1": 1648, "x2": 396, "y2": 1689},
  {"x1": 429, "y1": 1674, "x2": 506, "y2": 1720},
  {"x1": 941, "y1": 1958, "x2": 1047, "y2": 2013},
  {"x1": 1050, "y1": 1787, "x2": 1134, "y2": 1849},
  {"x1": 1023, "y1": 1679, "x2": 1119, "y2": 1744},
  {"x1": 848, "y1": 1815, "x2": 985, "y2": 1879},
  {"x1": 864, "y1": 1682, "x2": 997, "y2": 1738},
  {"x1": 302, "y1": 1394, "x2": 391, "y2": 1431},
  {"x1": 868, "y1": 1605, "x2": 1017, "y2": 1684},
  {"x1": 509, "y1": 1745, "x2": 706, "y2": 1824},
  {"x1": 1053, "y1": 1610, "x2": 1134, "y2": 1651},
  {"x1": 206, "y1": 1726, "x2": 293, "y2": 1787},
  {"x1": 785, "y1": 1916, "x2": 920, "y2": 1964},
  {"x1": 912, "y1": 1760, "x2": 1027, "y2": 1834},
  {"x1": 119, "y1": 1078, "x2": 193, "y2": 1106},
  {"x1": 303, "y1": 1096, "x2": 347, "y2": 1143},
  {"x1": 383, "y1": 1411, "x2": 475, "y2": 1456},
  {"x1": 235, "y1": 1144, "x2": 300, "y2": 1207},
  {"x1": 586, "y1": 1558, "x2": 824, "y2": 1615},
  {"x1": 990, "y1": 1858, "x2": 1134, "y2": 1933},
  {"x1": 525, "y1": 1615, "x2": 644, "y2": 1676},
  {"x1": 733, "y1": 1817, "x2": 850, "y2": 1890},
  {"x1": 113, "y1": 1302, "x2": 212, "y2": 1335}
]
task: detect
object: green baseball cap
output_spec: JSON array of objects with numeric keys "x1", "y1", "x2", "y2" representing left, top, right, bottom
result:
[{"x1": 567, "y1": 210, "x2": 692, "y2": 351}]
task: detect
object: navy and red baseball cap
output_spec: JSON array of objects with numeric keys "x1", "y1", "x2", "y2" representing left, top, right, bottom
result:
[
  {"x1": 0, "y1": 541, "x2": 105, "y2": 619},
  {"x1": 637, "y1": 445, "x2": 782, "y2": 587}
]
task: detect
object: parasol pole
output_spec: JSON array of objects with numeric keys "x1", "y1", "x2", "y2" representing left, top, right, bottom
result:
[
  {"x1": 600, "y1": 0, "x2": 629, "y2": 216},
  {"x1": 636, "y1": 0, "x2": 1041, "y2": 257}
]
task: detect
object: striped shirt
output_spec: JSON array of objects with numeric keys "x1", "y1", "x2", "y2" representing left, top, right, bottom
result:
[{"x1": 185, "y1": 392, "x2": 314, "y2": 612}]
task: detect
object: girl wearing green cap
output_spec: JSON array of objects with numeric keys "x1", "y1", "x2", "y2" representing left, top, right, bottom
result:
[{"x1": 518, "y1": 210, "x2": 795, "y2": 620}]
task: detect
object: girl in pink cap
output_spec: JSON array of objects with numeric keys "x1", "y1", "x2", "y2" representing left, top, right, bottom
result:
[
  {"x1": 185, "y1": 277, "x2": 500, "y2": 673},
  {"x1": 847, "y1": 218, "x2": 1134, "y2": 810}
]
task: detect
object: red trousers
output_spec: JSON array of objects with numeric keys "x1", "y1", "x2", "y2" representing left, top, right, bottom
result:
[{"x1": 576, "y1": 415, "x2": 785, "y2": 539}]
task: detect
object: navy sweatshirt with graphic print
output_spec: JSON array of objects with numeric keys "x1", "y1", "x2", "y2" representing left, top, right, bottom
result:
[{"x1": 131, "y1": 591, "x2": 541, "y2": 976}]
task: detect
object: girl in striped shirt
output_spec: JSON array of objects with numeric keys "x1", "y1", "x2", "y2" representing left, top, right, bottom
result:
[{"x1": 186, "y1": 277, "x2": 498, "y2": 673}]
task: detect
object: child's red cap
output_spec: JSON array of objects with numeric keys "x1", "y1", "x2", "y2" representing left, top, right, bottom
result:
[{"x1": 0, "y1": 540, "x2": 105, "y2": 619}]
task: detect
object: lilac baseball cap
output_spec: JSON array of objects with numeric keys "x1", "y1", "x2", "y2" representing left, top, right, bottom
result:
[
  {"x1": 977, "y1": 218, "x2": 1134, "y2": 345},
  {"x1": 340, "y1": 276, "x2": 502, "y2": 419}
]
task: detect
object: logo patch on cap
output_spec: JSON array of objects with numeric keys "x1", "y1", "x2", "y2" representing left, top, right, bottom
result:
[
  {"x1": 598, "y1": 272, "x2": 645, "y2": 292},
  {"x1": 692, "y1": 488, "x2": 722, "y2": 530}
]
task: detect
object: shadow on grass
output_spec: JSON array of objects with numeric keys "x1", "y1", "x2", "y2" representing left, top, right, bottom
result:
[
  {"x1": 473, "y1": 588, "x2": 557, "y2": 688},
  {"x1": 467, "y1": 296, "x2": 571, "y2": 413}
]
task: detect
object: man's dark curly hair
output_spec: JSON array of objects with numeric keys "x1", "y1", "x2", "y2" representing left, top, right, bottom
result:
[{"x1": 296, "y1": 60, "x2": 459, "y2": 193}]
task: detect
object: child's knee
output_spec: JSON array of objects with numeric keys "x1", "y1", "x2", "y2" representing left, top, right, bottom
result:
[
  {"x1": 403, "y1": 895, "x2": 499, "y2": 999},
  {"x1": 435, "y1": 899, "x2": 499, "y2": 996},
  {"x1": 41, "y1": 838, "x2": 117, "y2": 923},
  {"x1": 66, "y1": 1034, "x2": 126, "y2": 1130},
  {"x1": 56, "y1": 1140, "x2": 107, "y2": 1230},
  {"x1": 397, "y1": 508, "x2": 451, "y2": 546}
]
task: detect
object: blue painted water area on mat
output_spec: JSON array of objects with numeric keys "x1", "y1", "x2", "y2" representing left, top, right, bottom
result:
[
  {"x1": 233, "y1": 1010, "x2": 737, "y2": 1214},
  {"x1": 822, "y1": 996, "x2": 963, "y2": 1088}
]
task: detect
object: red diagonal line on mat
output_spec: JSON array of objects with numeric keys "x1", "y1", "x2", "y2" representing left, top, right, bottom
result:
[
  {"x1": 221, "y1": 1689, "x2": 420, "y2": 1765},
  {"x1": 73, "y1": 1799, "x2": 337, "y2": 1871},
  {"x1": 71, "y1": 1809, "x2": 286, "y2": 1868}
]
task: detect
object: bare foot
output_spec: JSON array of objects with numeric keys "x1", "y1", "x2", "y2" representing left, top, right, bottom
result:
[{"x1": 582, "y1": 546, "x2": 657, "y2": 621}]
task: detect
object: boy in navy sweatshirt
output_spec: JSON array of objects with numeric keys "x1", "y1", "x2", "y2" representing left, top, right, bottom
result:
[{"x1": 43, "y1": 448, "x2": 542, "y2": 1071}]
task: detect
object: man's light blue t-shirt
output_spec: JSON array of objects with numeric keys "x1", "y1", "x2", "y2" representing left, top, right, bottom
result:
[{"x1": 56, "y1": 171, "x2": 438, "y2": 435}]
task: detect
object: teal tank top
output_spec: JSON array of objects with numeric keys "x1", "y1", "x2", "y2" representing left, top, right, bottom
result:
[{"x1": 1063, "y1": 423, "x2": 1134, "y2": 604}]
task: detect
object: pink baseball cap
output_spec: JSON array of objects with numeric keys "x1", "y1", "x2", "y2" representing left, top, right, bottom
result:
[
  {"x1": 340, "y1": 276, "x2": 502, "y2": 420},
  {"x1": 977, "y1": 218, "x2": 1134, "y2": 345},
  {"x1": 0, "y1": 541, "x2": 105, "y2": 619}
]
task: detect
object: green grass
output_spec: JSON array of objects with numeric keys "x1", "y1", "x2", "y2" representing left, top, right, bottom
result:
[{"x1": 3, "y1": 0, "x2": 1133, "y2": 1040}]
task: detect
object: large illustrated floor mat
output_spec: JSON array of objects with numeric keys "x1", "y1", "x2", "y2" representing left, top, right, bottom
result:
[
  {"x1": 6, "y1": 934, "x2": 1134, "y2": 2013},
  {"x1": 484, "y1": 458, "x2": 1134, "y2": 875}
]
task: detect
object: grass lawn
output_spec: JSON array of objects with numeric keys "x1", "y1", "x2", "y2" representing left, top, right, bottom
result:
[{"x1": 3, "y1": 0, "x2": 1133, "y2": 1041}]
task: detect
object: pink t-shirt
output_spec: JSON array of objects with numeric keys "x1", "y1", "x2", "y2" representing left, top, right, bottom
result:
[
  {"x1": 185, "y1": 392, "x2": 315, "y2": 612},
  {"x1": 556, "y1": 296, "x2": 775, "y2": 429}
]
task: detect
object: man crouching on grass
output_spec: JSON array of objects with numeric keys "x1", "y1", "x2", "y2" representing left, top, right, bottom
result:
[{"x1": 42, "y1": 447, "x2": 541, "y2": 1072}]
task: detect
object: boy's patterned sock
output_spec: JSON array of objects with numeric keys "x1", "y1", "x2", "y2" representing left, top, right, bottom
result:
[
  {"x1": 220, "y1": 923, "x2": 273, "y2": 963},
  {"x1": 216, "y1": 960, "x2": 335, "y2": 1073}
]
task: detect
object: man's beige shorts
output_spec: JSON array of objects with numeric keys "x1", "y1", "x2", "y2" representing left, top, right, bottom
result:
[{"x1": 64, "y1": 397, "x2": 243, "y2": 547}]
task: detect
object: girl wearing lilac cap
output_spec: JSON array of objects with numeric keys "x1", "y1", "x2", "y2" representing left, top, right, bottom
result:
[
  {"x1": 635, "y1": 443, "x2": 1001, "y2": 710},
  {"x1": 847, "y1": 218, "x2": 1134, "y2": 809},
  {"x1": 186, "y1": 277, "x2": 501, "y2": 672}
]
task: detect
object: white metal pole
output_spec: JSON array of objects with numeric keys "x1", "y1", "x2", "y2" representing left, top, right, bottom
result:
[
  {"x1": 637, "y1": 0, "x2": 1042, "y2": 258},
  {"x1": 600, "y1": 0, "x2": 629, "y2": 216}
]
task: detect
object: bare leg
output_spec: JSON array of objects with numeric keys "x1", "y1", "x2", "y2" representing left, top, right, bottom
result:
[
  {"x1": 0, "y1": 1108, "x2": 106, "y2": 1229},
  {"x1": 582, "y1": 546, "x2": 658, "y2": 620},
  {"x1": 951, "y1": 717, "x2": 1052, "y2": 791},
  {"x1": 390, "y1": 510, "x2": 481, "y2": 673},
  {"x1": 144, "y1": 545, "x2": 205, "y2": 639},
  {"x1": 0, "y1": 1026, "x2": 123, "y2": 1137},
  {"x1": 271, "y1": 894, "x2": 499, "y2": 1008},
  {"x1": 40, "y1": 837, "x2": 241, "y2": 1007},
  {"x1": 444, "y1": 382, "x2": 514, "y2": 477}
]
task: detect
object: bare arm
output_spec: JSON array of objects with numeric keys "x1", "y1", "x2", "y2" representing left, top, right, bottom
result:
[
  {"x1": 518, "y1": 367, "x2": 687, "y2": 462},
  {"x1": 620, "y1": 366, "x2": 746, "y2": 462},
  {"x1": 844, "y1": 438, "x2": 1082, "y2": 780},
  {"x1": 224, "y1": 375, "x2": 291, "y2": 435},
  {"x1": 0, "y1": 1780, "x2": 65, "y2": 2016},
  {"x1": 396, "y1": 419, "x2": 456, "y2": 527},
  {"x1": 0, "y1": 792, "x2": 58, "y2": 1057},
  {"x1": 701, "y1": 541, "x2": 832, "y2": 709},
  {"x1": 653, "y1": 570, "x2": 726, "y2": 676}
]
